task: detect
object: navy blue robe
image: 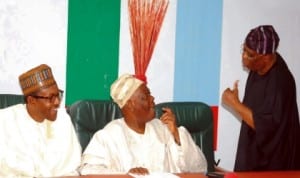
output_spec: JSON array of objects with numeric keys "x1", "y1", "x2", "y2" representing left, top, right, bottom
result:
[{"x1": 234, "y1": 53, "x2": 300, "y2": 171}]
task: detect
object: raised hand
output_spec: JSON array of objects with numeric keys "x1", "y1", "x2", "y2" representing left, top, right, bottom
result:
[
  {"x1": 222, "y1": 80, "x2": 241, "y2": 108},
  {"x1": 160, "y1": 107, "x2": 181, "y2": 145}
]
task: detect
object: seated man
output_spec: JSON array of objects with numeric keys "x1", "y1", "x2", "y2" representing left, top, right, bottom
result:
[
  {"x1": 80, "y1": 74, "x2": 207, "y2": 175},
  {"x1": 0, "y1": 64, "x2": 82, "y2": 177}
]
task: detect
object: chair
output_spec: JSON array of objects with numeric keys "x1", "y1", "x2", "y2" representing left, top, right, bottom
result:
[
  {"x1": 68, "y1": 100, "x2": 122, "y2": 151},
  {"x1": 0, "y1": 94, "x2": 25, "y2": 109},
  {"x1": 155, "y1": 102, "x2": 215, "y2": 172}
]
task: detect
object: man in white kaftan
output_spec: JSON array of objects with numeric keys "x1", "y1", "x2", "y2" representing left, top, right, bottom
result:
[
  {"x1": 81, "y1": 118, "x2": 207, "y2": 174},
  {"x1": 0, "y1": 64, "x2": 82, "y2": 177},
  {"x1": 80, "y1": 74, "x2": 207, "y2": 175},
  {"x1": 0, "y1": 104, "x2": 81, "y2": 177}
]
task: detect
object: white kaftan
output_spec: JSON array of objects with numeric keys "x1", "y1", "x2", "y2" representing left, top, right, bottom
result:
[
  {"x1": 80, "y1": 118, "x2": 207, "y2": 175},
  {"x1": 0, "y1": 104, "x2": 82, "y2": 177}
]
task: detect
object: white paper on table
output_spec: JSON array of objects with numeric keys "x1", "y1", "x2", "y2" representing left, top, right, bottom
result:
[{"x1": 129, "y1": 172, "x2": 180, "y2": 178}]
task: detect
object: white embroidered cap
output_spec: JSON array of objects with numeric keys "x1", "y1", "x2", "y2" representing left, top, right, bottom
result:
[{"x1": 110, "y1": 74, "x2": 144, "y2": 108}]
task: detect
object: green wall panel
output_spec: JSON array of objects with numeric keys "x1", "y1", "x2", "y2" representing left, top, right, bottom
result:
[{"x1": 66, "y1": 0, "x2": 121, "y2": 106}]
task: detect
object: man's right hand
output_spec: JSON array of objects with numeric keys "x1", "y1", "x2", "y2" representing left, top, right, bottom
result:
[
  {"x1": 128, "y1": 167, "x2": 149, "y2": 175},
  {"x1": 222, "y1": 80, "x2": 240, "y2": 108}
]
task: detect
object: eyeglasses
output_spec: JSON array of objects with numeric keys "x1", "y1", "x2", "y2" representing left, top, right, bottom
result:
[
  {"x1": 31, "y1": 90, "x2": 64, "y2": 103},
  {"x1": 241, "y1": 44, "x2": 263, "y2": 60}
]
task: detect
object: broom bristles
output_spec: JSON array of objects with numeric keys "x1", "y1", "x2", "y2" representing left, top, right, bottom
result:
[{"x1": 128, "y1": 0, "x2": 169, "y2": 81}]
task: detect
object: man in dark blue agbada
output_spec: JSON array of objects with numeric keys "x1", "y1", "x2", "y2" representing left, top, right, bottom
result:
[{"x1": 222, "y1": 25, "x2": 300, "y2": 171}]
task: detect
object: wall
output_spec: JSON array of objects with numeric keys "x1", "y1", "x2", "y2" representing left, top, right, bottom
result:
[{"x1": 0, "y1": 0, "x2": 67, "y2": 97}]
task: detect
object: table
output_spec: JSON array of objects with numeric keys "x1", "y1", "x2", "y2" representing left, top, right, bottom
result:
[
  {"x1": 61, "y1": 171, "x2": 300, "y2": 178},
  {"x1": 61, "y1": 173, "x2": 205, "y2": 178},
  {"x1": 234, "y1": 171, "x2": 300, "y2": 178}
]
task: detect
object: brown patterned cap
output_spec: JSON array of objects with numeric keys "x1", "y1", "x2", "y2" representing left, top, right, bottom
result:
[
  {"x1": 110, "y1": 74, "x2": 144, "y2": 108},
  {"x1": 19, "y1": 64, "x2": 57, "y2": 95}
]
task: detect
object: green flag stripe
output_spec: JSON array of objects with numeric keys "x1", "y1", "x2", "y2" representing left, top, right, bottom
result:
[{"x1": 66, "y1": 0, "x2": 121, "y2": 106}]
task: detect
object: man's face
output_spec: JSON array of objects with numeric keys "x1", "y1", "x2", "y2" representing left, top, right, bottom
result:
[
  {"x1": 28, "y1": 85, "x2": 63, "y2": 122},
  {"x1": 130, "y1": 84, "x2": 156, "y2": 123},
  {"x1": 242, "y1": 45, "x2": 264, "y2": 72}
]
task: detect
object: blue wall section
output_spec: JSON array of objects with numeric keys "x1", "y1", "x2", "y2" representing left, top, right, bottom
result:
[{"x1": 173, "y1": 0, "x2": 223, "y2": 105}]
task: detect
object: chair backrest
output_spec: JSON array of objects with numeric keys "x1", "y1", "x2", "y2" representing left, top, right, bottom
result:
[
  {"x1": 0, "y1": 94, "x2": 25, "y2": 109},
  {"x1": 155, "y1": 102, "x2": 215, "y2": 172},
  {"x1": 68, "y1": 100, "x2": 122, "y2": 151}
]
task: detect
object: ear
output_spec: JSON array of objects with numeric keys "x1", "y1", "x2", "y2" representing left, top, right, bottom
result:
[
  {"x1": 126, "y1": 99, "x2": 135, "y2": 111},
  {"x1": 27, "y1": 96, "x2": 36, "y2": 104}
]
